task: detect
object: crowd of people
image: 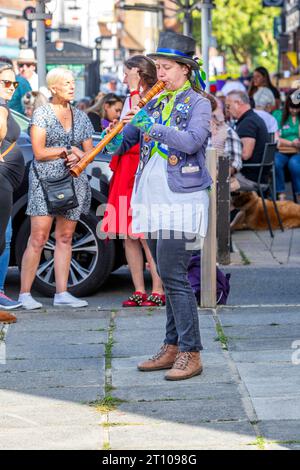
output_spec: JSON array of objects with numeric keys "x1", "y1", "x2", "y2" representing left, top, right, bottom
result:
[{"x1": 217, "y1": 67, "x2": 300, "y2": 205}]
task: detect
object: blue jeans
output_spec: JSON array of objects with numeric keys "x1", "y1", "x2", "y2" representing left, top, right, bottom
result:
[
  {"x1": 146, "y1": 231, "x2": 203, "y2": 352},
  {"x1": 275, "y1": 152, "x2": 300, "y2": 194},
  {"x1": 0, "y1": 218, "x2": 12, "y2": 292}
]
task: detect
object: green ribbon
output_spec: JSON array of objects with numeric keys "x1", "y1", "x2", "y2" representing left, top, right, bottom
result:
[{"x1": 151, "y1": 80, "x2": 191, "y2": 158}]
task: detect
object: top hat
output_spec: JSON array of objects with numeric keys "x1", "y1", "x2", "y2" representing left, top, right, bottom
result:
[
  {"x1": 17, "y1": 49, "x2": 37, "y2": 64},
  {"x1": 147, "y1": 31, "x2": 199, "y2": 70}
]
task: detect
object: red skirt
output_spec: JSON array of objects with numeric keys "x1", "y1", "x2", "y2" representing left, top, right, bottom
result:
[{"x1": 101, "y1": 143, "x2": 142, "y2": 238}]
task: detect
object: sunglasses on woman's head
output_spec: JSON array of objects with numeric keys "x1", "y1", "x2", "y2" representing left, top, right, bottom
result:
[{"x1": 0, "y1": 80, "x2": 19, "y2": 89}]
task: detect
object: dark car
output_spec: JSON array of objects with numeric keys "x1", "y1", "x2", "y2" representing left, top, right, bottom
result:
[{"x1": 10, "y1": 110, "x2": 125, "y2": 297}]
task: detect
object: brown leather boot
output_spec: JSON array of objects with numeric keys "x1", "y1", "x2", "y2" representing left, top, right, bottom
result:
[
  {"x1": 0, "y1": 311, "x2": 17, "y2": 324},
  {"x1": 137, "y1": 344, "x2": 178, "y2": 371},
  {"x1": 165, "y1": 351, "x2": 203, "y2": 381}
]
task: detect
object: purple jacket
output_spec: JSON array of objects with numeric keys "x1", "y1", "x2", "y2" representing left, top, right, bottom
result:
[{"x1": 116, "y1": 87, "x2": 212, "y2": 193}]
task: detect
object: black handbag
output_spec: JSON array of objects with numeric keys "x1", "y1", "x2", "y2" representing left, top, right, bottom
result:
[{"x1": 32, "y1": 106, "x2": 79, "y2": 214}]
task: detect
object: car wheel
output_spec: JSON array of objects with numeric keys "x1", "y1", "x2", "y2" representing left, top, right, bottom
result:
[{"x1": 15, "y1": 212, "x2": 115, "y2": 297}]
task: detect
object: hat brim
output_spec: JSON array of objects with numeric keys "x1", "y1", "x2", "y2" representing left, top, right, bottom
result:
[
  {"x1": 17, "y1": 58, "x2": 37, "y2": 64},
  {"x1": 147, "y1": 53, "x2": 199, "y2": 70}
]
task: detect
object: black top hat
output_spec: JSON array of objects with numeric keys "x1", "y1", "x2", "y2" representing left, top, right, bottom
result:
[{"x1": 147, "y1": 31, "x2": 199, "y2": 70}]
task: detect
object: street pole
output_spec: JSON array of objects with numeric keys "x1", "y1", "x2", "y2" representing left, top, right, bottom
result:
[
  {"x1": 36, "y1": 1, "x2": 47, "y2": 88},
  {"x1": 201, "y1": 0, "x2": 210, "y2": 89},
  {"x1": 28, "y1": 20, "x2": 33, "y2": 48},
  {"x1": 183, "y1": 0, "x2": 191, "y2": 36}
]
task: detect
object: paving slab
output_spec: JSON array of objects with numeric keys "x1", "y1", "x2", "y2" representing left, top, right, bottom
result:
[
  {"x1": 5, "y1": 330, "x2": 107, "y2": 346},
  {"x1": 0, "y1": 402, "x2": 101, "y2": 428},
  {"x1": 252, "y1": 396, "x2": 300, "y2": 420},
  {"x1": 0, "y1": 357, "x2": 103, "y2": 373},
  {"x1": 111, "y1": 364, "x2": 234, "y2": 388},
  {"x1": 258, "y1": 420, "x2": 300, "y2": 442},
  {"x1": 4, "y1": 343, "x2": 106, "y2": 360},
  {"x1": 230, "y1": 350, "x2": 294, "y2": 364},
  {"x1": 0, "y1": 367, "x2": 104, "y2": 391},
  {"x1": 111, "y1": 382, "x2": 240, "y2": 403},
  {"x1": 223, "y1": 325, "x2": 300, "y2": 340},
  {"x1": 227, "y1": 338, "x2": 298, "y2": 352},
  {"x1": 0, "y1": 386, "x2": 104, "y2": 405},
  {"x1": 115, "y1": 314, "x2": 215, "y2": 330},
  {"x1": 108, "y1": 421, "x2": 256, "y2": 450},
  {"x1": 8, "y1": 318, "x2": 110, "y2": 333},
  {"x1": 219, "y1": 310, "x2": 300, "y2": 327},
  {"x1": 0, "y1": 424, "x2": 103, "y2": 450},
  {"x1": 109, "y1": 398, "x2": 248, "y2": 426}
]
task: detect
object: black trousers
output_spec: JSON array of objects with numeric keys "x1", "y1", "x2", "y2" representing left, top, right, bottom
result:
[{"x1": 0, "y1": 175, "x2": 13, "y2": 257}]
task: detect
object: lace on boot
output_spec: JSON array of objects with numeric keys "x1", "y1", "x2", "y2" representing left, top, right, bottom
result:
[
  {"x1": 150, "y1": 344, "x2": 169, "y2": 361},
  {"x1": 173, "y1": 352, "x2": 193, "y2": 370}
]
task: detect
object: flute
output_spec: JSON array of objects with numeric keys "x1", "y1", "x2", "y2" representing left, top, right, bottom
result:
[{"x1": 70, "y1": 80, "x2": 165, "y2": 177}]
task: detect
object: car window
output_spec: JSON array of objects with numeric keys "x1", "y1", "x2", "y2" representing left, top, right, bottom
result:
[{"x1": 11, "y1": 110, "x2": 30, "y2": 134}]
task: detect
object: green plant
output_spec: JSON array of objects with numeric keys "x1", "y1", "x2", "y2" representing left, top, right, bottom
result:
[
  {"x1": 214, "y1": 322, "x2": 228, "y2": 350},
  {"x1": 239, "y1": 249, "x2": 251, "y2": 265},
  {"x1": 90, "y1": 396, "x2": 126, "y2": 413}
]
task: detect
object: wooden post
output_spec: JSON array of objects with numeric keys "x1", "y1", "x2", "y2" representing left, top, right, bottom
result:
[
  {"x1": 201, "y1": 147, "x2": 217, "y2": 308},
  {"x1": 217, "y1": 155, "x2": 231, "y2": 265}
]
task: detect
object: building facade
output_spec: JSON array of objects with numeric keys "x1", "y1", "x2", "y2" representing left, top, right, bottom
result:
[{"x1": 0, "y1": 0, "x2": 27, "y2": 58}]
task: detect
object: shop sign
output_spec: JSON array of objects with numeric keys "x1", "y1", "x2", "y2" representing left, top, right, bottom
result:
[{"x1": 286, "y1": 9, "x2": 300, "y2": 33}]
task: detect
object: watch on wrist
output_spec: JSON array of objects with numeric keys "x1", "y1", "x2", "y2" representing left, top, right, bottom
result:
[{"x1": 66, "y1": 145, "x2": 72, "y2": 155}]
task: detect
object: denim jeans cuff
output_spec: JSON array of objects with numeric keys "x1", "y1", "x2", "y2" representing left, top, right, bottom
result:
[{"x1": 179, "y1": 346, "x2": 203, "y2": 352}]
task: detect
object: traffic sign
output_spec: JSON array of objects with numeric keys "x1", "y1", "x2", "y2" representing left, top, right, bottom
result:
[
  {"x1": 26, "y1": 12, "x2": 52, "y2": 21},
  {"x1": 23, "y1": 6, "x2": 35, "y2": 20}
]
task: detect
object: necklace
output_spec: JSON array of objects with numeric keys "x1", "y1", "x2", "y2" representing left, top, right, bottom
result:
[{"x1": 51, "y1": 103, "x2": 71, "y2": 130}]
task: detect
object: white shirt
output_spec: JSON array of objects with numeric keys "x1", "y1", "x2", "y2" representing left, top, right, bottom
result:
[
  {"x1": 28, "y1": 72, "x2": 39, "y2": 92},
  {"x1": 131, "y1": 153, "x2": 209, "y2": 237},
  {"x1": 254, "y1": 109, "x2": 278, "y2": 134}
]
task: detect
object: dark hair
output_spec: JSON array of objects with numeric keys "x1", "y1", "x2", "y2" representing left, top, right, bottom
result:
[
  {"x1": 125, "y1": 55, "x2": 157, "y2": 89},
  {"x1": 0, "y1": 56, "x2": 13, "y2": 66},
  {"x1": 281, "y1": 89, "x2": 300, "y2": 126},
  {"x1": 249, "y1": 66, "x2": 278, "y2": 98},
  {"x1": 86, "y1": 93, "x2": 123, "y2": 118},
  {"x1": 0, "y1": 62, "x2": 13, "y2": 75}
]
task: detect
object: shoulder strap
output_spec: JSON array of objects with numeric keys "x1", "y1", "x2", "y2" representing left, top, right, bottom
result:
[
  {"x1": 0, "y1": 141, "x2": 16, "y2": 159},
  {"x1": 70, "y1": 105, "x2": 75, "y2": 145}
]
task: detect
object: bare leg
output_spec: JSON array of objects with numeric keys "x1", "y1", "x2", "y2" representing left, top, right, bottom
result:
[
  {"x1": 124, "y1": 237, "x2": 146, "y2": 293},
  {"x1": 20, "y1": 216, "x2": 53, "y2": 293},
  {"x1": 54, "y1": 216, "x2": 77, "y2": 294},
  {"x1": 140, "y1": 238, "x2": 164, "y2": 295}
]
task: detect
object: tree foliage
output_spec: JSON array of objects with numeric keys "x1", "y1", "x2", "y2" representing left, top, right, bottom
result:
[{"x1": 191, "y1": 0, "x2": 281, "y2": 74}]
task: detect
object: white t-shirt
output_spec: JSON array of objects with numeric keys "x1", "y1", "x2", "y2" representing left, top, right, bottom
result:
[{"x1": 254, "y1": 109, "x2": 278, "y2": 134}]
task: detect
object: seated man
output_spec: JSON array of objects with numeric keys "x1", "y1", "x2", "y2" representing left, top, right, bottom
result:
[
  {"x1": 226, "y1": 90, "x2": 269, "y2": 191},
  {"x1": 210, "y1": 100, "x2": 243, "y2": 177},
  {"x1": 252, "y1": 87, "x2": 279, "y2": 136}
]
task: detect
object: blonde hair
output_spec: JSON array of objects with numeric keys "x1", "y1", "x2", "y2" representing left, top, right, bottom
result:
[{"x1": 46, "y1": 67, "x2": 74, "y2": 91}]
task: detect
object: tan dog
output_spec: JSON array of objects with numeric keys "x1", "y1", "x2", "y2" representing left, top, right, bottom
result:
[{"x1": 231, "y1": 192, "x2": 300, "y2": 231}]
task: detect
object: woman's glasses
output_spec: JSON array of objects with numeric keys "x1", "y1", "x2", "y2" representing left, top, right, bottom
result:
[{"x1": 0, "y1": 80, "x2": 19, "y2": 90}]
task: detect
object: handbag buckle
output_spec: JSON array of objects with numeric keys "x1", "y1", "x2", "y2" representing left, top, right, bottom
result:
[{"x1": 57, "y1": 194, "x2": 65, "y2": 199}]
